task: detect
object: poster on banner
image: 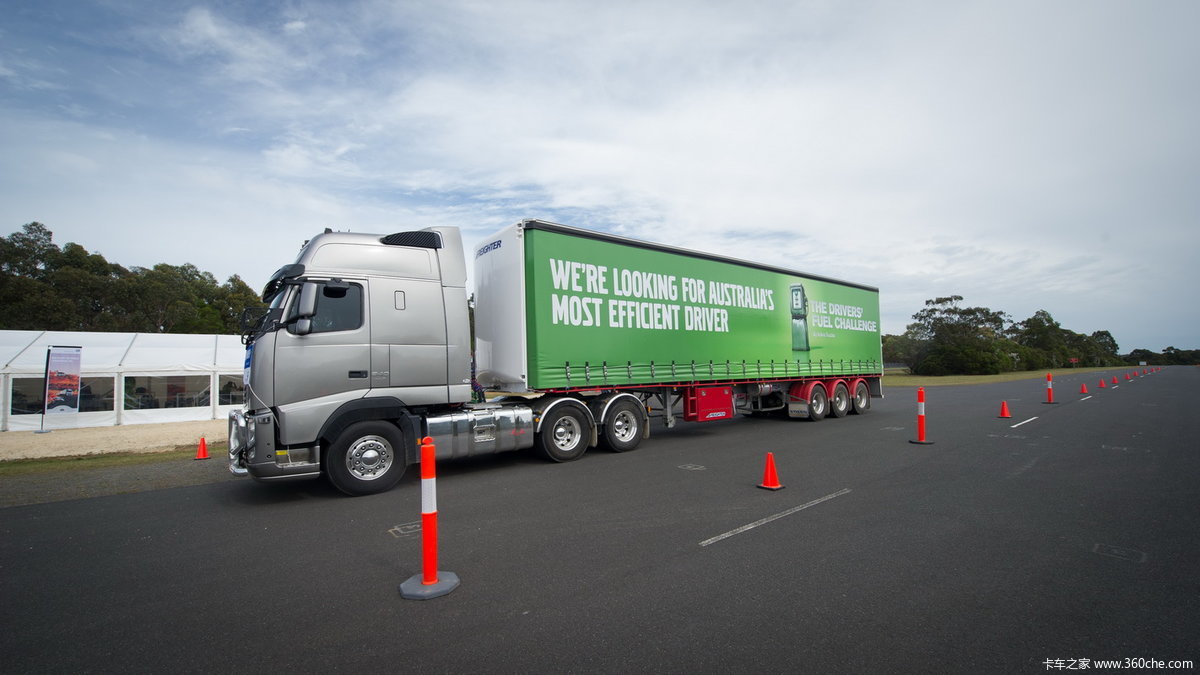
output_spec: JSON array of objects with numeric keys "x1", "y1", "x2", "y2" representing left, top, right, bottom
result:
[{"x1": 43, "y1": 346, "x2": 82, "y2": 414}]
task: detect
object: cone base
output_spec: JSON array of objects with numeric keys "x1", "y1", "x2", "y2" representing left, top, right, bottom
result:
[
  {"x1": 909, "y1": 439, "x2": 935, "y2": 445},
  {"x1": 400, "y1": 571, "x2": 460, "y2": 600},
  {"x1": 757, "y1": 483, "x2": 785, "y2": 491}
]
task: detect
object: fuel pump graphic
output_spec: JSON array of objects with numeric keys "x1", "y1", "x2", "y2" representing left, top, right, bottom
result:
[{"x1": 790, "y1": 283, "x2": 810, "y2": 351}]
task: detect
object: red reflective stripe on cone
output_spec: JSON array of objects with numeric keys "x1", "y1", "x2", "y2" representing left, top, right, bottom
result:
[
  {"x1": 420, "y1": 438, "x2": 436, "y2": 480},
  {"x1": 422, "y1": 511, "x2": 439, "y2": 585}
]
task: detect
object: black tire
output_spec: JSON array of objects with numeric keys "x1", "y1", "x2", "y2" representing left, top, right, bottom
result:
[
  {"x1": 851, "y1": 381, "x2": 871, "y2": 414},
  {"x1": 830, "y1": 383, "x2": 850, "y2": 418},
  {"x1": 537, "y1": 405, "x2": 590, "y2": 462},
  {"x1": 600, "y1": 398, "x2": 644, "y2": 452},
  {"x1": 325, "y1": 421, "x2": 406, "y2": 496},
  {"x1": 807, "y1": 384, "x2": 828, "y2": 421}
]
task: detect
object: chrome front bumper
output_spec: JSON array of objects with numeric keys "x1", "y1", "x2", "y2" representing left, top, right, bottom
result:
[
  {"x1": 228, "y1": 408, "x2": 320, "y2": 481},
  {"x1": 227, "y1": 409, "x2": 251, "y2": 476}
]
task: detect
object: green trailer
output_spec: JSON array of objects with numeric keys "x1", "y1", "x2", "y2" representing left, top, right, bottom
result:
[{"x1": 475, "y1": 219, "x2": 882, "y2": 423}]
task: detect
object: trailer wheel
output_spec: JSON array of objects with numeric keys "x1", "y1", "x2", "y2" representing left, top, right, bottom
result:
[
  {"x1": 325, "y1": 421, "x2": 406, "y2": 496},
  {"x1": 851, "y1": 381, "x2": 871, "y2": 414},
  {"x1": 601, "y1": 399, "x2": 643, "y2": 452},
  {"x1": 830, "y1": 383, "x2": 850, "y2": 418},
  {"x1": 807, "y1": 384, "x2": 828, "y2": 421},
  {"x1": 538, "y1": 406, "x2": 589, "y2": 462}
]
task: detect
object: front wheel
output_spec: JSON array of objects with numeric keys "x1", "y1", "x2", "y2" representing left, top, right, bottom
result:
[
  {"x1": 326, "y1": 421, "x2": 406, "y2": 496},
  {"x1": 537, "y1": 405, "x2": 590, "y2": 462},
  {"x1": 600, "y1": 399, "x2": 644, "y2": 452}
]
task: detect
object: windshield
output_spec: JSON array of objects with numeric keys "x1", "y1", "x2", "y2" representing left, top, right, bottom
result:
[{"x1": 240, "y1": 288, "x2": 289, "y2": 346}]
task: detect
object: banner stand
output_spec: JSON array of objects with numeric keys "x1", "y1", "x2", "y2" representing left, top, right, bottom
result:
[{"x1": 38, "y1": 345, "x2": 83, "y2": 434}]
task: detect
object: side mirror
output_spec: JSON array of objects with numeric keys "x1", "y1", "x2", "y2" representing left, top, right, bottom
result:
[{"x1": 286, "y1": 282, "x2": 319, "y2": 323}]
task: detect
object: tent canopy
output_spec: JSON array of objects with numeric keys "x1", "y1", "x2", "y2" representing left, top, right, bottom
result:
[
  {"x1": 1, "y1": 330, "x2": 244, "y2": 375},
  {"x1": 1, "y1": 330, "x2": 246, "y2": 431}
]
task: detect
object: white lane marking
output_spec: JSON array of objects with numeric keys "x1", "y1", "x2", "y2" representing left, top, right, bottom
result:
[
  {"x1": 1093, "y1": 543, "x2": 1146, "y2": 563},
  {"x1": 1010, "y1": 417, "x2": 1039, "y2": 428},
  {"x1": 699, "y1": 488, "x2": 851, "y2": 547},
  {"x1": 1081, "y1": 396, "x2": 1093, "y2": 401}
]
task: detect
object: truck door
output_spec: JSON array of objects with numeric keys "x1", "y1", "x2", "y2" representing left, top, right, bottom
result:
[
  {"x1": 369, "y1": 276, "x2": 449, "y2": 396},
  {"x1": 273, "y1": 279, "x2": 371, "y2": 408}
]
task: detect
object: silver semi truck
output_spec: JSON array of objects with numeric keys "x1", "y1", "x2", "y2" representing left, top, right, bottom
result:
[{"x1": 229, "y1": 220, "x2": 883, "y2": 495}]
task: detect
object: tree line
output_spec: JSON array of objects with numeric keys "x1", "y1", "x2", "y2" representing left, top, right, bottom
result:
[
  {"x1": 0, "y1": 222, "x2": 265, "y2": 334},
  {"x1": 3, "y1": 223, "x2": 1197, "y2": 368},
  {"x1": 884, "y1": 295, "x2": 1198, "y2": 374}
]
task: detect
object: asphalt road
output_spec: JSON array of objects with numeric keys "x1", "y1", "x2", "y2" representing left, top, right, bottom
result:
[{"x1": 1, "y1": 368, "x2": 1197, "y2": 673}]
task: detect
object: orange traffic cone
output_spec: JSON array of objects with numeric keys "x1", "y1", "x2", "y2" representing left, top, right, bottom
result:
[
  {"x1": 1098, "y1": 379, "x2": 1106, "y2": 389},
  {"x1": 1080, "y1": 383, "x2": 1089, "y2": 394},
  {"x1": 195, "y1": 437, "x2": 210, "y2": 460},
  {"x1": 1112, "y1": 376, "x2": 1119, "y2": 385},
  {"x1": 998, "y1": 401, "x2": 1012, "y2": 418},
  {"x1": 758, "y1": 452, "x2": 784, "y2": 491}
]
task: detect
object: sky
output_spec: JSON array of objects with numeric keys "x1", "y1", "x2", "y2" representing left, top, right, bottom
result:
[{"x1": 2, "y1": 0, "x2": 1198, "y2": 352}]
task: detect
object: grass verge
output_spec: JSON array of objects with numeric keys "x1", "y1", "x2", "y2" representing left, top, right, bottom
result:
[
  {"x1": 884, "y1": 367, "x2": 1122, "y2": 387},
  {"x1": 0, "y1": 442, "x2": 228, "y2": 477}
]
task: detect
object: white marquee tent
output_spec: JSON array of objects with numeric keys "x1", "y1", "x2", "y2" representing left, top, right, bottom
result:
[{"x1": 1, "y1": 330, "x2": 245, "y2": 431}]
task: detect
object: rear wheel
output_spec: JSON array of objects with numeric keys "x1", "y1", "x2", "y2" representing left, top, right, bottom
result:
[
  {"x1": 807, "y1": 384, "x2": 828, "y2": 421},
  {"x1": 326, "y1": 421, "x2": 406, "y2": 496},
  {"x1": 601, "y1": 398, "x2": 643, "y2": 452},
  {"x1": 851, "y1": 381, "x2": 871, "y2": 414},
  {"x1": 537, "y1": 405, "x2": 590, "y2": 462},
  {"x1": 830, "y1": 383, "x2": 850, "y2": 418}
]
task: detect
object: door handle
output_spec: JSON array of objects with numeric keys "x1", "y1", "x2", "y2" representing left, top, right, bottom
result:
[{"x1": 348, "y1": 371, "x2": 368, "y2": 379}]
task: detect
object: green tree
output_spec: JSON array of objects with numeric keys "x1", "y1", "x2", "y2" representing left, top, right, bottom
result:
[
  {"x1": 907, "y1": 296, "x2": 1010, "y2": 375},
  {"x1": 217, "y1": 275, "x2": 263, "y2": 333},
  {"x1": 1, "y1": 222, "x2": 265, "y2": 334},
  {"x1": 882, "y1": 333, "x2": 922, "y2": 368},
  {"x1": 0, "y1": 222, "x2": 70, "y2": 329},
  {"x1": 1011, "y1": 310, "x2": 1070, "y2": 366},
  {"x1": 0, "y1": 222, "x2": 58, "y2": 279},
  {"x1": 1090, "y1": 330, "x2": 1119, "y2": 356}
]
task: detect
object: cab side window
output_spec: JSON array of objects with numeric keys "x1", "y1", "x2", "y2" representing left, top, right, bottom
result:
[{"x1": 291, "y1": 283, "x2": 363, "y2": 334}]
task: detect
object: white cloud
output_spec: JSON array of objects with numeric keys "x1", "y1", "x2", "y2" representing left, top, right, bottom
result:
[{"x1": 1, "y1": 0, "x2": 1197, "y2": 350}]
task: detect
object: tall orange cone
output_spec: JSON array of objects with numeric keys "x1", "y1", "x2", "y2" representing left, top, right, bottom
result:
[
  {"x1": 998, "y1": 401, "x2": 1012, "y2": 418},
  {"x1": 758, "y1": 452, "x2": 784, "y2": 491},
  {"x1": 1080, "y1": 383, "x2": 1089, "y2": 394},
  {"x1": 194, "y1": 437, "x2": 210, "y2": 460},
  {"x1": 1112, "y1": 376, "x2": 1119, "y2": 385},
  {"x1": 1098, "y1": 379, "x2": 1106, "y2": 389}
]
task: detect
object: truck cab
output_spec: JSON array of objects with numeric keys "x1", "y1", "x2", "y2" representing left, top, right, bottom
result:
[{"x1": 229, "y1": 227, "x2": 475, "y2": 494}]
